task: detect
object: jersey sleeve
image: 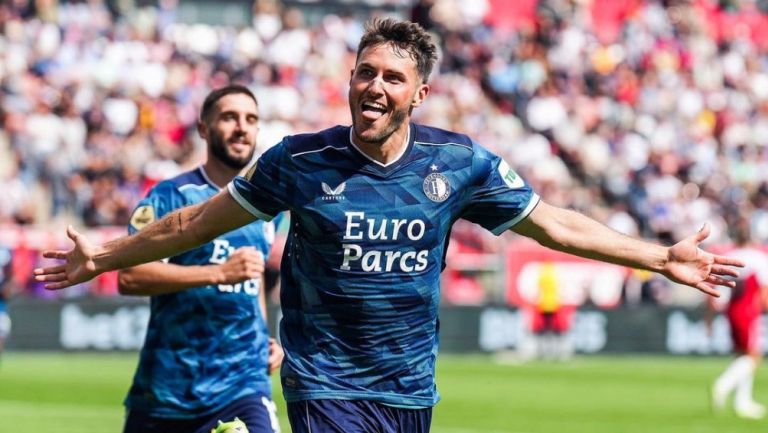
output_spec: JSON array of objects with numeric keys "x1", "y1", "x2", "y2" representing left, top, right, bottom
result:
[
  {"x1": 227, "y1": 141, "x2": 294, "y2": 221},
  {"x1": 460, "y1": 144, "x2": 540, "y2": 235},
  {"x1": 127, "y1": 182, "x2": 187, "y2": 235}
]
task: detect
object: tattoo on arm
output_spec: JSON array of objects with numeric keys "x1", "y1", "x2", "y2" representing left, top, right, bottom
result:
[{"x1": 177, "y1": 212, "x2": 183, "y2": 234}]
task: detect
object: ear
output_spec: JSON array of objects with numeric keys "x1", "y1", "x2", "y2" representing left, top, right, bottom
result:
[
  {"x1": 411, "y1": 83, "x2": 430, "y2": 108},
  {"x1": 197, "y1": 120, "x2": 207, "y2": 141}
]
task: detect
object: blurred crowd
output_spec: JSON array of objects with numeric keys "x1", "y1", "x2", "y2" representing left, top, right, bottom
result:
[{"x1": 2, "y1": 0, "x2": 768, "y2": 302}]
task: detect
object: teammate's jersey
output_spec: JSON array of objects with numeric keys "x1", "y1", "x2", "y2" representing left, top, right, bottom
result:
[
  {"x1": 125, "y1": 167, "x2": 275, "y2": 418},
  {"x1": 229, "y1": 124, "x2": 538, "y2": 408},
  {"x1": 727, "y1": 247, "x2": 768, "y2": 317}
]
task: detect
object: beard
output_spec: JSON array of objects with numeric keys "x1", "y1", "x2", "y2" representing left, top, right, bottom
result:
[
  {"x1": 208, "y1": 131, "x2": 255, "y2": 169},
  {"x1": 351, "y1": 104, "x2": 410, "y2": 145}
]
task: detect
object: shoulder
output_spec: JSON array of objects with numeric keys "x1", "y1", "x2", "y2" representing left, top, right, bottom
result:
[
  {"x1": 149, "y1": 169, "x2": 208, "y2": 196},
  {"x1": 280, "y1": 125, "x2": 349, "y2": 158},
  {"x1": 412, "y1": 124, "x2": 475, "y2": 155}
]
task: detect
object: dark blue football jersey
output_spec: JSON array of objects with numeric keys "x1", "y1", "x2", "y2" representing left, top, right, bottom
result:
[
  {"x1": 125, "y1": 167, "x2": 275, "y2": 418},
  {"x1": 229, "y1": 124, "x2": 538, "y2": 408}
]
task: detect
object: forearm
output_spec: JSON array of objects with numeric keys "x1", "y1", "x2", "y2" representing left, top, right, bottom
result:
[
  {"x1": 93, "y1": 204, "x2": 215, "y2": 274},
  {"x1": 118, "y1": 262, "x2": 227, "y2": 296},
  {"x1": 514, "y1": 203, "x2": 668, "y2": 272}
]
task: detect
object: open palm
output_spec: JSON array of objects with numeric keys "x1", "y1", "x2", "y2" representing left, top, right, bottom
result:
[
  {"x1": 664, "y1": 224, "x2": 744, "y2": 296},
  {"x1": 33, "y1": 226, "x2": 99, "y2": 290}
]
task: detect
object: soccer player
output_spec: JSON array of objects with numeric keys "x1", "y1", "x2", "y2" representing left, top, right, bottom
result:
[
  {"x1": 118, "y1": 85, "x2": 283, "y2": 433},
  {"x1": 711, "y1": 218, "x2": 768, "y2": 419},
  {"x1": 35, "y1": 19, "x2": 744, "y2": 433},
  {"x1": 530, "y1": 262, "x2": 574, "y2": 361},
  {"x1": 0, "y1": 243, "x2": 14, "y2": 361}
]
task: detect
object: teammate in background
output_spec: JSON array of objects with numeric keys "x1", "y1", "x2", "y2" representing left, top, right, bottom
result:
[
  {"x1": 0, "y1": 244, "x2": 15, "y2": 361},
  {"x1": 530, "y1": 262, "x2": 573, "y2": 361},
  {"x1": 35, "y1": 19, "x2": 744, "y2": 433},
  {"x1": 711, "y1": 217, "x2": 768, "y2": 419},
  {"x1": 118, "y1": 85, "x2": 283, "y2": 433}
]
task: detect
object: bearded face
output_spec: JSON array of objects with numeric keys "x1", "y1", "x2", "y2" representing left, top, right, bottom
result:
[
  {"x1": 348, "y1": 43, "x2": 428, "y2": 148},
  {"x1": 203, "y1": 93, "x2": 259, "y2": 169}
]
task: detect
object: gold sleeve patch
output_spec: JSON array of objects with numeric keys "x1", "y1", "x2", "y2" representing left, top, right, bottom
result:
[
  {"x1": 244, "y1": 161, "x2": 258, "y2": 181},
  {"x1": 129, "y1": 205, "x2": 156, "y2": 230}
]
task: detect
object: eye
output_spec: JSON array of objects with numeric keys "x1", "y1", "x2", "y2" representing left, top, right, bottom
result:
[{"x1": 357, "y1": 68, "x2": 374, "y2": 78}]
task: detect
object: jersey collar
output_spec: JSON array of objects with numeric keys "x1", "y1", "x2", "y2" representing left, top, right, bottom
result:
[{"x1": 346, "y1": 124, "x2": 415, "y2": 175}]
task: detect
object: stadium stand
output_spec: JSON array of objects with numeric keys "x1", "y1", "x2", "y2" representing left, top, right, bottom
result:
[{"x1": 2, "y1": 0, "x2": 768, "y2": 303}]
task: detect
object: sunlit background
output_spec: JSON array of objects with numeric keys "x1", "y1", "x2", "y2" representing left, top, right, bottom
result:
[{"x1": 1, "y1": 0, "x2": 768, "y2": 432}]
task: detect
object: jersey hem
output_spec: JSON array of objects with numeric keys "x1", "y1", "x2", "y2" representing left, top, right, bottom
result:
[
  {"x1": 124, "y1": 386, "x2": 272, "y2": 419},
  {"x1": 283, "y1": 390, "x2": 437, "y2": 409}
]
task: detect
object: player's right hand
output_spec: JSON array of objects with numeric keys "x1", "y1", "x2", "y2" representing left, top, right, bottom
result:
[
  {"x1": 217, "y1": 247, "x2": 264, "y2": 284},
  {"x1": 33, "y1": 225, "x2": 99, "y2": 290}
]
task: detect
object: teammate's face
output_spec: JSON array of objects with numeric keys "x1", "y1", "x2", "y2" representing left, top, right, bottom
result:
[
  {"x1": 202, "y1": 93, "x2": 259, "y2": 169},
  {"x1": 349, "y1": 43, "x2": 429, "y2": 146}
]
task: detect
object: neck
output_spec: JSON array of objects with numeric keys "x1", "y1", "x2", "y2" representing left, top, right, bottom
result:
[
  {"x1": 350, "y1": 124, "x2": 410, "y2": 165},
  {"x1": 202, "y1": 158, "x2": 243, "y2": 188}
]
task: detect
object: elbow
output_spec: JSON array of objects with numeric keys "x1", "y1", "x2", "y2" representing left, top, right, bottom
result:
[{"x1": 117, "y1": 270, "x2": 139, "y2": 296}]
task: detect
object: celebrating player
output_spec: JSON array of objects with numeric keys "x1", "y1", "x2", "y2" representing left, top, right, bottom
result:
[
  {"x1": 36, "y1": 19, "x2": 743, "y2": 433},
  {"x1": 118, "y1": 86, "x2": 283, "y2": 433},
  {"x1": 711, "y1": 217, "x2": 768, "y2": 419}
]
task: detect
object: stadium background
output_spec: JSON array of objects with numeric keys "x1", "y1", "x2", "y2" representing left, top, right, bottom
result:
[{"x1": 1, "y1": 0, "x2": 768, "y2": 431}]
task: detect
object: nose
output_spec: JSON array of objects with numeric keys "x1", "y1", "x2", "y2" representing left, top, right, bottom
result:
[
  {"x1": 366, "y1": 76, "x2": 385, "y2": 94},
  {"x1": 234, "y1": 116, "x2": 246, "y2": 131}
]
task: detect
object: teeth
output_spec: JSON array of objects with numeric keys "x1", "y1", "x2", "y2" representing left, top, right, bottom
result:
[{"x1": 363, "y1": 102, "x2": 386, "y2": 111}]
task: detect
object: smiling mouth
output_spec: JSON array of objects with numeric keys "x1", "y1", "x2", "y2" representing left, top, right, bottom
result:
[
  {"x1": 229, "y1": 140, "x2": 251, "y2": 150},
  {"x1": 361, "y1": 101, "x2": 387, "y2": 121}
]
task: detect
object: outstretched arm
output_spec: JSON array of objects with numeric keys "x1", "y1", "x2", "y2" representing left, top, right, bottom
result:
[
  {"x1": 512, "y1": 201, "x2": 743, "y2": 296},
  {"x1": 118, "y1": 247, "x2": 265, "y2": 296},
  {"x1": 34, "y1": 191, "x2": 257, "y2": 290}
]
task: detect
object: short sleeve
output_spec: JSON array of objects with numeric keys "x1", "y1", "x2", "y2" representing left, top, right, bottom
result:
[
  {"x1": 127, "y1": 182, "x2": 188, "y2": 235},
  {"x1": 227, "y1": 142, "x2": 294, "y2": 221},
  {"x1": 460, "y1": 144, "x2": 540, "y2": 235}
]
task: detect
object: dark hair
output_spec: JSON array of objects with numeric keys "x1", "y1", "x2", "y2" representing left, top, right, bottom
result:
[
  {"x1": 200, "y1": 85, "x2": 258, "y2": 122},
  {"x1": 729, "y1": 215, "x2": 752, "y2": 246},
  {"x1": 356, "y1": 18, "x2": 438, "y2": 84}
]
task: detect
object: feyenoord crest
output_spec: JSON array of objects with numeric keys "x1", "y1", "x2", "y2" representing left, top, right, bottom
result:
[{"x1": 423, "y1": 173, "x2": 451, "y2": 202}]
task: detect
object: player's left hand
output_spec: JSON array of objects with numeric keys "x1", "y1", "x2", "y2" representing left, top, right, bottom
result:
[
  {"x1": 664, "y1": 223, "x2": 744, "y2": 297},
  {"x1": 267, "y1": 338, "x2": 284, "y2": 374}
]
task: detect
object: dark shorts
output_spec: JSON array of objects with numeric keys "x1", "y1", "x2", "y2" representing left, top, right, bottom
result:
[
  {"x1": 287, "y1": 399, "x2": 432, "y2": 433},
  {"x1": 123, "y1": 394, "x2": 280, "y2": 433}
]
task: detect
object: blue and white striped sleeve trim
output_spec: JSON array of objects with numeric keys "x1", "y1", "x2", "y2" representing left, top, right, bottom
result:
[
  {"x1": 490, "y1": 193, "x2": 541, "y2": 235},
  {"x1": 226, "y1": 182, "x2": 275, "y2": 222}
]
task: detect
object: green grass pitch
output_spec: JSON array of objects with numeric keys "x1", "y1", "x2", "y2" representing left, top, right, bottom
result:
[{"x1": 0, "y1": 352, "x2": 766, "y2": 432}]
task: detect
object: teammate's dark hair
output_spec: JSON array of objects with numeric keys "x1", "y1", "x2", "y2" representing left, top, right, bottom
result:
[
  {"x1": 357, "y1": 18, "x2": 438, "y2": 84},
  {"x1": 200, "y1": 85, "x2": 258, "y2": 122}
]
